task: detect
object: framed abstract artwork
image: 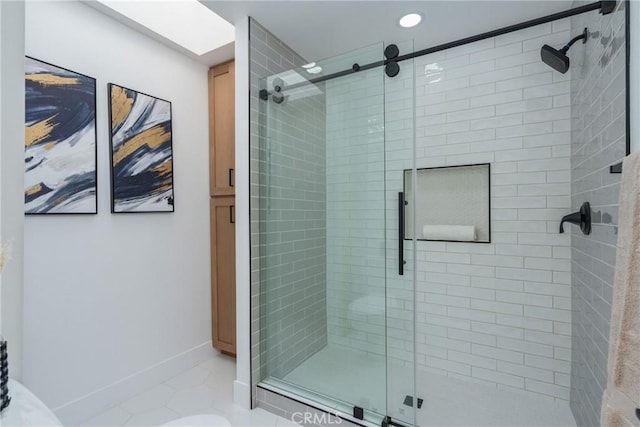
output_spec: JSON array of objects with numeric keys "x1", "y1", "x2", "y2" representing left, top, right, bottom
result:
[
  {"x1": 24, "y1": 57, "x2": 97, "y2": 214},
  {"x1": 108, "y1": 84, "x2": 174, "y2": 213}
]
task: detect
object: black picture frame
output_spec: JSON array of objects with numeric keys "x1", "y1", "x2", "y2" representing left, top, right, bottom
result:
[
  {"x1": 108, "y1": 83, "x2": 175, "y2": 214},
  {"x1": 24, "y1": 56, "x2": 98, "y2": 215}
]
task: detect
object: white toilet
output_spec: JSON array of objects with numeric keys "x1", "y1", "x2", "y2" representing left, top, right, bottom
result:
[{"x1": 2, "y1": 380, "x2": 231, "y2": 427}]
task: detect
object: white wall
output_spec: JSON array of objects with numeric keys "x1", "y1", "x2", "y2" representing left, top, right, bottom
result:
[
  {"x1": 23, "y1": 1, "x2": 213, "y2": 424},
  {"x1": 233, "y1": 16, "x2": 251, "y2": 409},
  {"x1": 0, "y1": 0, "x2": 26, "y2": 381}
]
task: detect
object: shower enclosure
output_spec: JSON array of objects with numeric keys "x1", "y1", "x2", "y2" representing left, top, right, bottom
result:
[{"x1": 252, "y1": 1, "x2": 628, "y2": 425}]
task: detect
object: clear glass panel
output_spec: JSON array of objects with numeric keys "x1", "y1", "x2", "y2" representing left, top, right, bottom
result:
[
  {"x1": 259, "y1": 43, "x2": 389, "y2": 424},
  {"x1": 384, "y1": 39, "x2": 417, "y2": 427}
]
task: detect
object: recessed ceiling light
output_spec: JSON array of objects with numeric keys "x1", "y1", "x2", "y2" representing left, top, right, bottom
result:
[
  {"x1": 307, "y1": 66, "x2": 323, "y2": 74},
  {"x1": 399, "y1": 13, "x2": 422, "y2": 28},
  {"x1": 302, "y1": 62, "x2": 316, "y2": 69}
]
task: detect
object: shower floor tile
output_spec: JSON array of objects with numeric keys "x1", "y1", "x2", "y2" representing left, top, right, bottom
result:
[
  {"x1": 393, "y1": 368, "x2": 577, "y2": 427},
  {"x1": 283, "y1": 345, "x2": 387, "y2": 415},
  {"x1": 283, "y1": 345, "x2": 577, "y2": 427}
]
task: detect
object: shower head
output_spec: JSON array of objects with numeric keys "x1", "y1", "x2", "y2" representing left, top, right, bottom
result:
[
  {"x1": 540, "y1": 45, "x2": 570, "y2": 74},
  {"x1": 540, "y1": 27, "x2": 588, "y2": 74}
]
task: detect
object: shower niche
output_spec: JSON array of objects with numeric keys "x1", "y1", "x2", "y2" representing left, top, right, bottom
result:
[{"x1": 404, "y1": 164, "x2": 490, "y2": 243}]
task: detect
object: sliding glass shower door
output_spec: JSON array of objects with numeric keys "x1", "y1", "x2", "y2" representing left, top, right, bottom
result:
[
  {"x1": 258, "y1": 42, "x2": 417, "y2": 425},
  {"x1": 383, "y1": 40, "x2": 418, "y2": 427}
]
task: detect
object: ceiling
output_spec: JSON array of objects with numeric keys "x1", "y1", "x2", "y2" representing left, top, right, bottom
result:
[
  {"x1": 203, "y1": 1, "x2": 575, "y2": 62},
  {"x1": 87, "y1": 1, "x2": 235, "y2": 66}
]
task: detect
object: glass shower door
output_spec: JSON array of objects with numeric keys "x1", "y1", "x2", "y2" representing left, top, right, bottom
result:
[
  {"x1": 258, "y1": 43, "x2": 393, "y2": 424},
  {"x1": 323, "y1": 44, "x2": 387, "y2": 419},
  {"x1": 383, "y1": 41, "x2": 417, "y2": 427}
]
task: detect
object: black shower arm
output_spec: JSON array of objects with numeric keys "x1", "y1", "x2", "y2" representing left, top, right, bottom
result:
[{"x1": 561, "y1": 28, "x2": 588, "y2": 52}]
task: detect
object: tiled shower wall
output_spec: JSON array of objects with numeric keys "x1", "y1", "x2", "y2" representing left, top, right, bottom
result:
[
  {"x1": 410, "y1": 21, "x2": 574, "y2": 402},
  {"x1": 249, "y1": 19, "x2": 327, "y2": 399},
  {"x1": 325, "y1": 21, "x2": 577, "y2": 402},
  {"x1": 259, "y1": 84, "x2": 327, "y2": 379},
  {"x1": 325, "y1": 65, "x2": 387, "y2": 357},
  {"x1": 569, "y1": 2, "x2": 627, "y2": 426}
]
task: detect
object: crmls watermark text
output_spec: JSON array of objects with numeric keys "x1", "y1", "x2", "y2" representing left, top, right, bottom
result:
[{"x1": 291, "y1": 411, "x2": 343, "y2": 425}]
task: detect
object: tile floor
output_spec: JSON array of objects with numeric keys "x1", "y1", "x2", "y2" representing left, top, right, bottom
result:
[
  {"x1": 86, "y1": 346, "x2": 577, "y2": 427},
  {"x1": 283, "y1": 345, "x2": 577, "y2": 427},
  {"x1": 84, "y1": 353, "x2": 297, "y2": 427}
]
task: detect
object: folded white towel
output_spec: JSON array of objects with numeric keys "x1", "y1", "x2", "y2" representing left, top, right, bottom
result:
[{"x1": 422, "y1": 225, "x2": 477, "y2": 241}]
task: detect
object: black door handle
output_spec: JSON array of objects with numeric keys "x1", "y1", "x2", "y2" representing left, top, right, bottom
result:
[
  {"x1": 229, "y1": 168, "x2": 234, "y2": 187},
  {"x1": 399, "y1": 192, "x2": 405, "y2": 275},
  {"x1": 229, "y1": 205, "x2": 235, "y2": 224}
]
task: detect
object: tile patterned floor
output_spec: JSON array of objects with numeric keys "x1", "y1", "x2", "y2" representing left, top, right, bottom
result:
[
  {"x1": 85, "y1": 346, "x2": 576, "y2": 426},
  {"x1": 284, "y1": 345, "x2": 577, "y2": 427},
  {"x1": 84, "y1": 353, "x2": 297, "y2": 427}
]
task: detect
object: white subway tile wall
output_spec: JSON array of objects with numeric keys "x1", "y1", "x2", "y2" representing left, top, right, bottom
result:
[
  {"x1": 569, "y1": 2, "x2": 627, "y2": 426},
  {"x1": 322, "y1": 21, "x2": 576, "y2": 403},
  {"x1": 325, "y1": 67, "x2": 387, "y2": 358},
  {"x1": 412, "y1": 21, "x2": 575, "y2": 401}
]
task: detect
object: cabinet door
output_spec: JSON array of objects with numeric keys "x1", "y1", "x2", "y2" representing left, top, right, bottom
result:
[
  {"x1": 209, "y1": 61, "x2": 235, "y2": 197},
  {"x1": 210, "y1": 196, "x2": 236, "y2": 355}
]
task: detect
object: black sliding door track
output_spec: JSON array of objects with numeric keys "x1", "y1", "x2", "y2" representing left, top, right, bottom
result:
[
  {"x1": 260, "y1": 0, "x2": 614, "y2": 94},
  {"x1": 259, "y1": 0, "x2": 630, "y2": 170}
]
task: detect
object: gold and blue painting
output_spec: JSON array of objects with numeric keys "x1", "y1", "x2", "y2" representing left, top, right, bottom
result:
[
  {"x1": 108, "y1": 84, "x2": 174, "y2": 213},
  {"x1": 24, "y1": 57, "x2": 97, "y2": 214}
]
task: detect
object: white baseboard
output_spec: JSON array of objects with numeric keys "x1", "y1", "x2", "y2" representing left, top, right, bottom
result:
[
  {"x1": 53, "y1": 342, "x2": 216, "y2": 426},
  {"x1": 233, "y1": 379, "x2": 251, "y2": 409}
]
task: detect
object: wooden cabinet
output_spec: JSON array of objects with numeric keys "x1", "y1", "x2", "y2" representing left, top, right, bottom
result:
[
  {"x1": 209, "y1": 60, "x2": 236, "y2": 356},
  {"x1": 210, "y1": 197, "x2": 236, "y2": 355},
  {"x1": 209, "y1": 61, "x2": 235, "y2": 197}
]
